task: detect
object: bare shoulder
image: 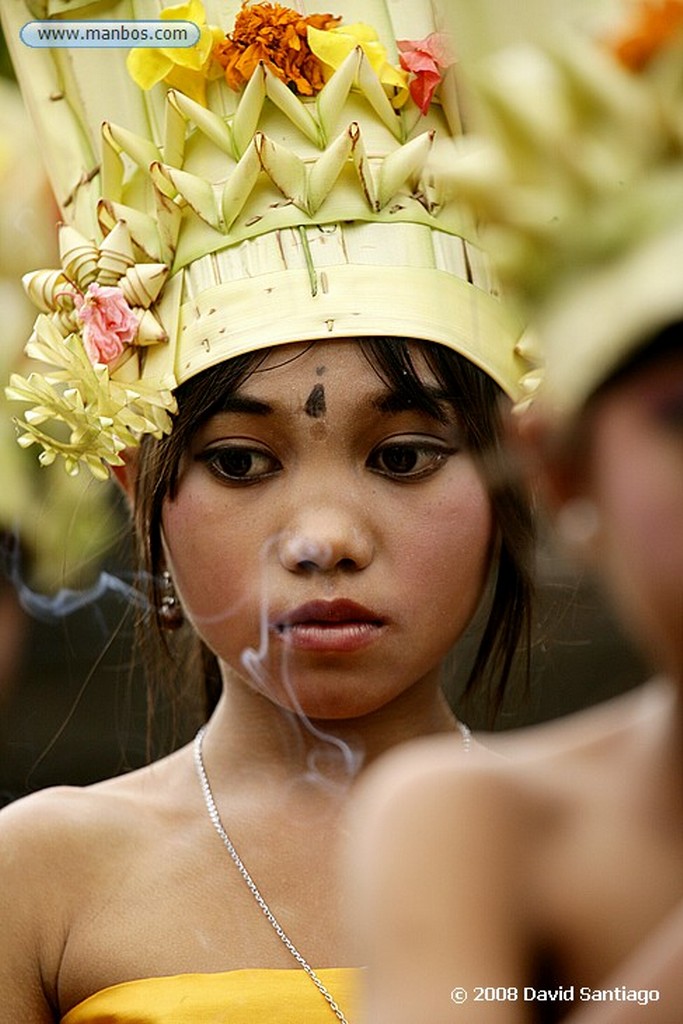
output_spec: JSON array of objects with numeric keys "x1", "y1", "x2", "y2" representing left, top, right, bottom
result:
[
  {"x1": 351, "y1": 729, "x2": 544, "y2": 958},
  {"x1": 0, "y1": 782, "x2": 120, "y2": 884},
  {"x1": 353, "y1": 730, "x2": 539, "y2": 859},
  {"x1": 483, "y1": 678, "x2": 668, "y2": 764},
  {"x1": 353, "y1": 681, "x2": 666, "y2": 882},
  {"x1": 0, "y1": 783, "x2": 127, "y2": 1021},
  {"x1": 349, "y1": 685, "x2": 669, "y2": 1024},
  {"x1": 0, "y1": 744, "x2": 194, "y2": 1017},
  {"x1": 350, "y1": 736, "x2": 546, "y2": 1024},
  {"x1": 0, "y1": 743, "x2": 191, "y2": 862},
  {"x1": 0, "y1": 753, "x2": 179, "y2": 917}
]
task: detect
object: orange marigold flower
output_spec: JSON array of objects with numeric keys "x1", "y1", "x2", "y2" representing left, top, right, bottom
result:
[
  {"x1": 611, "y1": 0, "x2": 683, "y2": 70},
  {"x1": 214, "y1": 2, "x2": 341, "y2": 95}
]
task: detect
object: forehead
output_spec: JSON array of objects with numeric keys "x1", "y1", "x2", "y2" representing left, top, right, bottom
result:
[{"x1": 243, "y1": 339, "x2": 437, "y2": 397}]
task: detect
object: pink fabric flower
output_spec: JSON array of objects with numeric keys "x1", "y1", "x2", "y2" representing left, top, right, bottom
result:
[
  {"x1": 397, "y1": 33, "x2": 454, "y2": 115},
  {"x1": 74, "y1": 284, "x2": 138, "y2": 365}
]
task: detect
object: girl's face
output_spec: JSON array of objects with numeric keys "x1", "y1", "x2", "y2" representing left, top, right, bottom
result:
[
  {"x1": 162, "y1": 340, "x2": 493, "y2": 720},
  {"x1": 583, "y1": 348, "x2": 683, "y2": 677}
]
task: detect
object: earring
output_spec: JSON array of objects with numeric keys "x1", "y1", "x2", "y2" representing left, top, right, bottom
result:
[
  {"x1": 158, "y1": 569, "x2": 185, "y2": 631},
  {"x1": 556, "y1": 498, "x2": 600, "y2": 551}
]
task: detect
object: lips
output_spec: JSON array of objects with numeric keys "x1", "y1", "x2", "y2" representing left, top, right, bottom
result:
[{"x1": 272, "y1": 600, "x2": 386, "y2": 652}]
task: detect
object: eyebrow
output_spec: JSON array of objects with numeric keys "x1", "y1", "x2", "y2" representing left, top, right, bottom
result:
[
  {"x1": 372, "y1": 387, "x2": 451, "y2": 423},
  {"x1": 214, "y1": 386, "x2": 451, "y2": 421},
  {"x1": 215, "y1": 395, "x2": 273, "y2": 416}
]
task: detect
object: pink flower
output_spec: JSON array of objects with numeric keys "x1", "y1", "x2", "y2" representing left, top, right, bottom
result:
[
  {"x1": 74, "y1": 284, "x2": 139, "y2": 366},
  {"x1": 397, "y1": 33, "x2": 454, "y2": 115}
]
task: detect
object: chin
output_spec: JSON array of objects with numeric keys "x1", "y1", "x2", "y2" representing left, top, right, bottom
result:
[{"x1": 257, "y1": 679, "x2": 404, "y2": 724}]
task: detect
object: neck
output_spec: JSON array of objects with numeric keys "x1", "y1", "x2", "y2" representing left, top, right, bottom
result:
[{"x1": 202, "y1": 668, "x2": 459, "y2": 792}]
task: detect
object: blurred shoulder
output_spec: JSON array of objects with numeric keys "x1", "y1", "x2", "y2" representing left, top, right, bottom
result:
[
  {"x1": 353, "y1": 681, "x2": 664, "y2": 859},
  {"x1": 354, "y1": 729, "x2": 533, "y2": 837},
  {"x1": 350, "y1": 729, "x2": 545, "y2": 978},
  {"x1": 351, "y1": 730, "x2": 541, "y2": 899}
]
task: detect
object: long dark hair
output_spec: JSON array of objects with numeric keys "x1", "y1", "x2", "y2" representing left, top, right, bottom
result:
[{"x1": 132, "y1": 338, "x2": 534, "y2": 741}]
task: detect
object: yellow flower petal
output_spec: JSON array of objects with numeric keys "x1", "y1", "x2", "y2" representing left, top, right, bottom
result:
[
  {"x1": 126, "y1": 1, "x2": 220, "y2": 105},
  {"x1": 337, "y1": 23, "x2": 380, "y2": 45},
  {"x1": 165, "y1": 66, "x2": 208, "y2": 106},
  {"x1": 160, "y1": 0, "x2": 206, "y2": 26},
  {"x1": 307, "y1": 24, "x2": 359, "y2": 70},
  {"x1": 311, "y1": 23, "x2": 389, "y2": 75},
  {"x1": 159, "y1": 25, "x2": 215, "y2": 71},
  {"x1": 308, "y1": 23, "x2": 408, "y2": 103},
  {"x1": 380, "y1": 61, "x2": 409, "y2": 93},
  {"x1": 127, "y1": 47, "x2": 173, "y2": 90},
  {"x1": 355, "y1": 39, "x2": 387, "y2": 77}
]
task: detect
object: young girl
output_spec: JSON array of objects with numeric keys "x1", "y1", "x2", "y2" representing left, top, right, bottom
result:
[
  {"x1": 353, "y1": 4, "x2": 683, "y2": 1022},
  {"x1": 0, "y1": 1, "x2": 534, "y2": 1020}
]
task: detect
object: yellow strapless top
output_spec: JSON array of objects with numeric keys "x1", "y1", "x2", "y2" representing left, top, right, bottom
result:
[{"x1": 61, "y1": 967, "x2": 360, "y2": 1023}]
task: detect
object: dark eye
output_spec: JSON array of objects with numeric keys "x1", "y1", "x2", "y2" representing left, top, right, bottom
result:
[
  {"x1": 198, "y1": 445, "x2": 280, "y2": 483},
  {"x1": 369, "y1": 439, "x2": 456, "y2": 480}
]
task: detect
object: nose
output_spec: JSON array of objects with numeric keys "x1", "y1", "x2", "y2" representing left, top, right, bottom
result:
[{"x1": 278, "y1": 505, "x2": 374, "y2": 574}]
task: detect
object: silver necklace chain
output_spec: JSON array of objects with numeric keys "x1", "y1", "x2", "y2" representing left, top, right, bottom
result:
[
  {"x1": 457, "y1": 719, "x2": 472, "y2": 753},
  {"x1": 193, "y1": 725, "x2": 350, "y2": 1023},
  {"x1": 193, "y1": 719, "x2": 471, "y2": 1023}
]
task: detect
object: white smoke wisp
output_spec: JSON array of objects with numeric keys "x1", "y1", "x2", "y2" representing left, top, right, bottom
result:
[
  {"x1": 1, "y1": 526, "x2": 149, "y2": 622},
  {"x1": 240, "y1": 534, "x2": 364, "y2": 789}
]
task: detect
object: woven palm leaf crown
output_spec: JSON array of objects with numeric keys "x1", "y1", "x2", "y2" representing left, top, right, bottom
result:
[
  {"x1": 441, "y1": 0, "x2": 683, "y2": 419},
  {"x1": 2, "y1": 0, "x2": 529, "y2": 477}
]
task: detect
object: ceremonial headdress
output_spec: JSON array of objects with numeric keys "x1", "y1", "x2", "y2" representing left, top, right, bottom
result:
[
  {"x1": 2, "y1": 0, "x2": 530, "y2": 476},
  {"x1": 440, "y1": 0, "x2": 683, "y2": 419}
]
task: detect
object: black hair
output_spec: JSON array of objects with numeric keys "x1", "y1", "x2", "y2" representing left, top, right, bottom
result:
[
  {"x1": 132, "y1": 338, "x2": 534, "y2": 740},
  {"x1": 592, "y1": 320, "x2": 683, "y2": 401},
  {"x1": 358, "y1": 339, "x2": 534, "y2": 719},
  {"x1": 552, "y1": 320, "x2": 683, "y2": 467}
]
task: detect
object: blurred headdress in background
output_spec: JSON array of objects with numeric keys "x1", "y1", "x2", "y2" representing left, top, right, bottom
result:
[
  {"x1": 0, "y1": 74, "x2": 118, "y2": 591},
  {"x1": 439, "y1": 0, "x2": 683, "y2": 418}
]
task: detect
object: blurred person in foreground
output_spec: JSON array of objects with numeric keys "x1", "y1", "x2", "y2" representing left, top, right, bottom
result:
[{"x1": 352, "y1": 3, "x2": 683, "y2": 1021}]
